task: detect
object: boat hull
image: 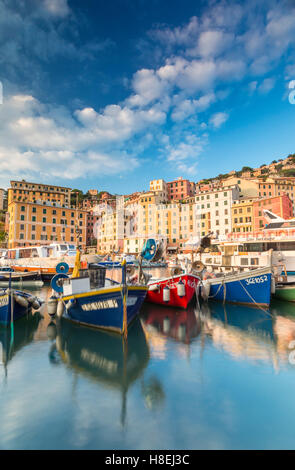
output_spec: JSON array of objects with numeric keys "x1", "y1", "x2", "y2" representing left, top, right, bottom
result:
[
  {"x1": 0, "y1": 291, "x2": 31, "y2": 326},
  {"x1": 206, "y1": 267, "x2": 272, "y2": 306},
  {"x1": 62, "y1": 285, "x2": 148, "y2": 334},
  {"x1": 0, "y1": 271, "x2": 43, "y2": 287},
  {"x1": 274, "y1": 284, "x2": 295, "y2": 302},
  {"x1": 146, "y1": 274, "x2": 200, "y2": 309},
  {"x1": 11, "y1": 265, "x2": 73, "y2": 281}
]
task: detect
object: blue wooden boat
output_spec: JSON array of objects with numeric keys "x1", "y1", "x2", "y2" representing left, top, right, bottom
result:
[
  {"x1": 50, "y1": 261, "x2": 148, "y2": 335},
  {"x1": 0, "y1": 289, "x2": 40, "y2": 326},
  {"x1": 201, "y1": 266, "x2": 272, "y2": 307}
]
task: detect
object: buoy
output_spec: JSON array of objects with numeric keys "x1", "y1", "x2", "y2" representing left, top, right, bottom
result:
[
  {"x1": 27, "y1": 295, "x2": 41, "y2": 310},
  {"x1": 47, "y1": 295, "x2": 58, "y2": 316},
  {"x1": 201, "y1": 280, "x2": 211, "y2": 301},
  {"x1": 14, "y1": 294, "x2": 29, "y2": 308},
  {"x1": 56, "y1": 299, "x2": 64, "y2": 318},
  {"x1": 163, "y1": 317, "x2": 170, "y2": 333},
  {"x1": 47, "y1": 322, "x2": 57, "y2": 341},
  {"x1": 163, "y1": 285, "x2": 170, "y2": 302},
  {"x1": 177, "y1": 279, "x2": 185, "y2": 297},
  {"x1": 271, "y1": 276, "x2": 276, "y2": 294}
]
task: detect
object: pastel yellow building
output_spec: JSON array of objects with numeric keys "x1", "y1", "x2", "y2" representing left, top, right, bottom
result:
[{"x1": 231, "y1": 199, "x2": 256, "y2": 233}]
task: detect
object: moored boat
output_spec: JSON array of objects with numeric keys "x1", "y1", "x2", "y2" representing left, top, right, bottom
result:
[
  {"x1": 146, "y1": 272, "x2": 200, "y2": 309},
  {"x1": 274, "y1": 281, "x2": 295, "y2": 302},
  {"x1": 50, "y1": 257, "x2": 148, "y2": 335},
  {"x1": 201, "y1": 266, "x2": 272, "y2": 307},
  {"x1": 0, "y1": 289, "x2": 43, "y2": 326},
  {"x1": 0, "y1": 268, "x2": 43, "y2": 287}
]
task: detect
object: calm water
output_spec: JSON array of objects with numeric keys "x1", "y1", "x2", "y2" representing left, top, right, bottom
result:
[{"x1": 1, "y1": 269, "x2": 295, "y2": 450}]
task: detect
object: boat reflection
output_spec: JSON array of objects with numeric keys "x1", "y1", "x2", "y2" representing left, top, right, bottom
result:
[
  {"x1": 140, "y1": 303, "x2": 201, "y2": 344},
  {"x1": 52, "y1": 317, "x2": 150, "y2": 425},
  {"x1": 199, "y1": 302, "x2": 279, "y2": 367},
  {"x1": 0, "y1": 312, "x2": 41, "y2": 375}
]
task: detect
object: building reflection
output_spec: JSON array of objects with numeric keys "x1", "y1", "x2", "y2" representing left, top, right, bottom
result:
[{"x1": 141, "y1": 299, "x2": 295, "y2": 370}]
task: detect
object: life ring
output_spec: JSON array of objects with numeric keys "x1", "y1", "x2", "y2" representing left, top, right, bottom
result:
[
  {"x1": 141, "y1": 239, "x2": 157, "y2": 261},
  {"x1": 51, "y1": 273, "x2": 69, "y2": 293},
  {"x1": 56, "y1": 262, "x2": 70, "y2": 274}
]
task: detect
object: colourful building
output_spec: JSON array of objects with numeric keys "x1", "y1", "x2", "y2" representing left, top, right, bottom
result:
[
  {"x1": 7, "y1": 200, "x2": 87, "y2": 248},
  {"x1": 8, "y1": 180, "x2": 71, "y2": 206},
  {"x1": 252, "y1": 194, "x2": 293, "y2": 231},
  {"x1": 167, "y1": 177, "x2": 195, "y2": 201}
]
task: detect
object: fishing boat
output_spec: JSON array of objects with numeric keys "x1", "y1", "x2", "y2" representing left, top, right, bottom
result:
[
  {"x1": 0, "y1": 268, "x2": 43, "y2": 287},
  {"x1": 0, "y1": 288, "x2": 43, "y2": 326},
  {"x1": 0, "y1": 243, "x2": 101, "y2": 281},
  {"x1": 146, "y1": 272, "x2": 200, "y2": 309},
  {"x1": 10, "y1": 264, "x2": 74, "y2": 282},
  {"x1": 139, "y1": 237, "x2": 201, "y2": 309},
  {"x1": 273, "y1": 281, "x2": 295, "y2": 302},
  {"x1": 49, "y1": 253, "x2": 148, "y2": 335},
  {"x1": 201, "y1": 266, "x2": 272, "y2": 307}
]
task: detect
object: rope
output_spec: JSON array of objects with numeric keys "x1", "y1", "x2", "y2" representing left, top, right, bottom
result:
[{"x1": 238, "y1": 280, "x2": 273, "y2": 316}]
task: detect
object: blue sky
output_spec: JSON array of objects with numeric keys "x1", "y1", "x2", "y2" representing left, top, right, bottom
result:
[{"x1": 0, "y1": 0, "x2": 294, "y2": 194}]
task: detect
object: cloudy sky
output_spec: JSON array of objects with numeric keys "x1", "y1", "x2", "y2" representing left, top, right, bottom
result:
[{"x1": 0, "y1": 0, "x2": 295, "y2": 193}]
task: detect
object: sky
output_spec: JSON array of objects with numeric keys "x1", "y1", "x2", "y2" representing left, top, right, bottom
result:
[{"x1": 0, "y1": 0, "x2": 295, "y2": 194}]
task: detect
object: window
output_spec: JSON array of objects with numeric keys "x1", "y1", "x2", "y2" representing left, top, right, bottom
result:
[
  {"x1": 32, "y1": 207, "x2": 36, "y2": 213},
  {"x1": 20, "y1": 215, "x2": 25, "y2": 221},
  {"x1": 21, "y1": 206, "x2": 25, "y2": 211},
  {"x1": 43, "y1": 209, "x2": 47, "y2": 214}
]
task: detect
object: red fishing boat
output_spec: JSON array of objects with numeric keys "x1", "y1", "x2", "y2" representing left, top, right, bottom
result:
[{"x1": 146, "y1": 272, "x2": 200, "y2": 309}]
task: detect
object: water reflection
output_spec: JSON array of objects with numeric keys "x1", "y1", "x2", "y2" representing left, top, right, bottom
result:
[
  {"x1": 200, "y1": 302, "x2": 279, "y2": 368},
  {"x1": 140, "y1": 299, "x2": 295, "y2": 370},
  {"x1": 50, "y1": 317, "x2": 151, "y2": 425},
  {"x1": 0, "y1": 312, "x2": 42, "y2": 377}
]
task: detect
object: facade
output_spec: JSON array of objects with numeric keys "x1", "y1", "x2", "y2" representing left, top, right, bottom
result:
[
  {"x1": 167, "y1": 177, "x2": 195, "y2": 201},
  {"x1": 0, "y1": 188, "x2": 5, "y2": 211},
  {"x1": 7, "y1": 201, "x2": 87, "y2": 248},
  {"x1": 231, "y1": 198, "x2": 257, "y2": 234},
  {"x1": 8, "y1": 180, "x2": 71, "y2": 206},
  {"x1": 194, "y1": 185, "x2": 240, "y2": 238},
  {"x1": 149, "y1": 179, "x2": 168, "y2": 201},
  {"x1": 252, "y1": 194, "x2": 293, "y2": 232}
]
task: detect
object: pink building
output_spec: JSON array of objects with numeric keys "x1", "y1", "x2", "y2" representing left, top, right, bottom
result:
[
  {"x1": 253, "y1": 194, "x2": 293, "y2": 231},
  {"x1": 167, "y1": 177, "x2": 195, "y2": 200}
]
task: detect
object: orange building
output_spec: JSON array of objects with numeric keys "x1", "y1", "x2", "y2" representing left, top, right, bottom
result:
[
  {"x1": 8, "y1": 180, "x2": 71, "y2": 206},
  {"x1": 252, "y1": 194, "x2": 293, "y2": 231},
  {"x1": 7, "y1": 200, "x2": 87, "y2": 248}
]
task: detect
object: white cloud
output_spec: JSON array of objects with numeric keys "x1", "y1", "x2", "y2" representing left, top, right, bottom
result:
[
  {"x1": 210, "y1": 112, "x2": 229, "y2": 128},
  {"x1": 258, "y1": 77, "x2": 276, "y2": 94}
]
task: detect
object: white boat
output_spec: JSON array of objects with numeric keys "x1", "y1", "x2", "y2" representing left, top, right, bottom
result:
[{"x1": 0, "y1": 243, "x2": 102, "y2": 280}]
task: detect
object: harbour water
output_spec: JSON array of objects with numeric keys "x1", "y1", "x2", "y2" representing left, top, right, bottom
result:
[{"x1": 1, "y1": 269, "x2": 295, "y2": 450}]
